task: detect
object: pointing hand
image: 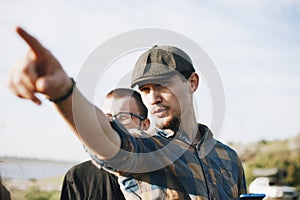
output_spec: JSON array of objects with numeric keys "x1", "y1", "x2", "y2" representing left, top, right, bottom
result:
[{"x1": 8, "y1": 27, "x2": 72, "y2": 105}]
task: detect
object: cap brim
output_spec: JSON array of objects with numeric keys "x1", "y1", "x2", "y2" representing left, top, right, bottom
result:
[{"x1": 131, "y1": 72, "x2": 177, "y2": 88}]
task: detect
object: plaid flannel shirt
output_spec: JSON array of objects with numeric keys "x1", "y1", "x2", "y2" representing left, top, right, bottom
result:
[{"x1": 91, "y1": 120, "x2": 247, "y2": 199}]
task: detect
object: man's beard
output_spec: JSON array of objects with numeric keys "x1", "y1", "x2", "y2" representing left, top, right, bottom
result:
[{"x1": 156, "y1": 116, "x2": 180, "y2": 133}]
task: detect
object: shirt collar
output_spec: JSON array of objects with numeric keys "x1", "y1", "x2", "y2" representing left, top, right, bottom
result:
[{"x1": 155, "y1": 124, "x2": 213, "y2": 146}]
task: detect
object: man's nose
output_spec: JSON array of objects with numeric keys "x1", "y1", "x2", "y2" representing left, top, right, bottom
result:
[{"x1": 149, "y1": 90, "x2": 162, "y2": 105}]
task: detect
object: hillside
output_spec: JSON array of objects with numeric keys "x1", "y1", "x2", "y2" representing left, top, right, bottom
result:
[{"x1": 230, "y1": 133, "x2": 300, "y2": 190}]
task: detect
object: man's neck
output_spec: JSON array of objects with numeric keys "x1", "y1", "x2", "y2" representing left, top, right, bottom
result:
[
  {"x1": 177, "y1": 122, "x2": 200, "y2": 145},
  {"x1": 178, "y1": 109, "x2": 201, "y2": 144}
]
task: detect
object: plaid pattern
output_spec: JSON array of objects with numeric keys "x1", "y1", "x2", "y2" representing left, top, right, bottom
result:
[{"x1": 91, "y1": 121, "x2": 246, "y2": 199}]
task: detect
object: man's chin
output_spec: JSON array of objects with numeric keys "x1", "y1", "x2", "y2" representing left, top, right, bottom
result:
[
  {"x1": 154, "y1": 119, "x2": 166, "y2": 129},
  {"x1": 154, "y1": 116, "x2": 180, "y2": 132}
]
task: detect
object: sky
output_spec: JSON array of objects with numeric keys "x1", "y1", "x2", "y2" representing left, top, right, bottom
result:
[{"x1": 0, "y1": 0, "x2": 300, "y2": 162}]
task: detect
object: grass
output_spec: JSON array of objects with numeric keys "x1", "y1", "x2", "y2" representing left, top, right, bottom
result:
[
  {"x1": 10, "y1": 187, "x2": 61, "y2": 200},
  {"x1": 4, "y1": 175, "x2": 63, "y2": 200}
]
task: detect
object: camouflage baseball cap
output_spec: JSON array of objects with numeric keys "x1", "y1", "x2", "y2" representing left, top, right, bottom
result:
[{"x1": 131, "y1": 45, "x2": 195, "y2": 88}]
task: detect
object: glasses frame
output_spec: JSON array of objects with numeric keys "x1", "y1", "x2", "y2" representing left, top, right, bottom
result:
[{"x1": 111, "y1": 112, "x2": 145, "y2": 126}]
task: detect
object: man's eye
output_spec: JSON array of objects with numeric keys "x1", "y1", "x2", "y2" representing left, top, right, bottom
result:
[{"x1": 140, "y1": 87, "x2": 150, "y2": 93}]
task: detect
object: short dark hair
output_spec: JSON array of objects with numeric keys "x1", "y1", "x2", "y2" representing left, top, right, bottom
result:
[{"x1": 106, "y1": 88, "x2": 148, "y2": 118}]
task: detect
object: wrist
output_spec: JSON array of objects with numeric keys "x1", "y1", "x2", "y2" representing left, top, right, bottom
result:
[{"x1": 49, "y1": 78, "x2": 76, "y2": 103}]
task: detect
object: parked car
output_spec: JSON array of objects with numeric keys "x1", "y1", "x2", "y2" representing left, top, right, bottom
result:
[{"x1": 249, "y1": 177, "x2": 299, "y2": 200}]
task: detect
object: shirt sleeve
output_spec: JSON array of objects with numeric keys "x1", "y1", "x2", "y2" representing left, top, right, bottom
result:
[{"x1": 88, "y1": 120, "x2": 173, "y2": 174}]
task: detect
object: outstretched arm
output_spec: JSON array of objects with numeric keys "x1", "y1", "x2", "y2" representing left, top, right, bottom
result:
[{"x1": 8, "y1": 27, "x2": 120, "y2": 160}]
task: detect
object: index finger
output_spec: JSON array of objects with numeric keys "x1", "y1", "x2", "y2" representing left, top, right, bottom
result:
[{"x1": 16, "y1": 26, "x2": 45, "y2": 56}]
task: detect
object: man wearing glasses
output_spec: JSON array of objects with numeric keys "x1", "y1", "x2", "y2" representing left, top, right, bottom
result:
[
  {"x1": 103, "y1": 88, "x2": 150, "y2": 132},
  {"x1": 60, "y1": 88, "x2": 150, "y2": 200}
]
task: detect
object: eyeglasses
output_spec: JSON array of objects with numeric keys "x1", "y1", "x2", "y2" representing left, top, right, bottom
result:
[{"x1": 108, "y1": 112, "x2": 145, "y2": 125}]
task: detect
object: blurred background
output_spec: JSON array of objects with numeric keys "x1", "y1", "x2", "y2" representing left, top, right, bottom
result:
[{"x1": 0, "y1": 0, "x2": 299, "y2": 199}]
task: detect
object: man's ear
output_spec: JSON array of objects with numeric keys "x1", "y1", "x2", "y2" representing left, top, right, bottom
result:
[
  {"x1": 141, "y1": 119, "x2": 150, "y2": 131},
  {"x1": 188, "y1": 72, "x2": 199, "y2": 93}
]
